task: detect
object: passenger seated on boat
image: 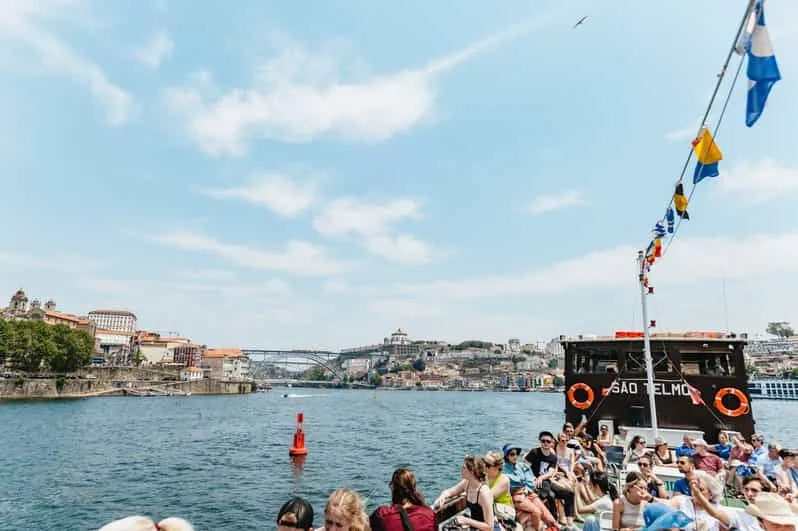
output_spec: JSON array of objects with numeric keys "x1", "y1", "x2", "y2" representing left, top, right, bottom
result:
[
  {"x1": 370, "y1": 468, "x2": 434, "y2": 531},
  {"x1": 525, "y1": 431, "x2": 576, "y2": 528},
  {"x1": 776, "y1": 448, "x2": 798, "y2": 498},
  {"x1": 611, "y1": 472, "x2": 650, "y2": 531},
  {"x1": 623, "y1": 436, "x2": 651, "y2": 465},
  {"x1": 673, "y1": 455, "x2": 697, "y2": 497},
  {"x1": 596, "y1": 425, "x2": 613, "y2": 450},
  {"x1": 482, "y1": 451, "x2": 522, "y2": 530},
  {"x1": 636, "y1": 456, "x2": 667, "y2": 499},
  {"x1": 278, "y1": 497, "x2": 315, "y2": 531},
  {"x1": 433, "y1": 456, "x2": 494, "y2": 531},
  {"x1": 579, "y1": 434, "x2": 605, "y2": 472},
  {"x1": 708, "y1": 432, "x2": 732, "y2": 460},
  {"x1": 613, "y1": 427, "x2": 629, "y2": 448},
  {"x1": 98, "y1": 516, "x2": 194, "y2": 531},
  {"x1": 757, "y1": 443, "x2": 784, "y2": 484},
  {"x1": 728, "y1": 434, "x2": 755, "y2": 493},
  {"x1": 675, "y1": 435, "x2": 695, "y2": 458},
  {"x1": 563, "y1": 421, "x2": 587, "y2": 453},
  {"x1": 652, "y1": 437, "x2": 676, "y2": 468},
  {"x1": 663, "y1": 470, "x2": 731, "y2": 531},
  {"x1": 576, "y1": 470, "x2": 617, "y2": 514},
  {"x1": 322, "y1": 489, "x2": 370, "y2": 531},
  {"x1": 500, "y1": 444, "x2": 558, "y2": 531},
  {"x1": 693, "y1": 439, "x2": 726, "y2": 484}
]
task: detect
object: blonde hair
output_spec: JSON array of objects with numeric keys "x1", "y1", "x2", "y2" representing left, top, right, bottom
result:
[
  {"x1": 325, "y1": 489, "x2": 370, "y2": 531},
  {"x1": 98, "y1": 516, "x2": 194, "y2": 531},
  {"x1": 484, "y1": 450, "x2": 504, "y2": 468}
]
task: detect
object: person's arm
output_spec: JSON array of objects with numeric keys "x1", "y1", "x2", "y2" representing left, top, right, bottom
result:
[
  {"x1": 611, "y1": 497, "x2": 623, "y2": 531},
  {"x1": 433, "y1": 479, "x2": 467, "y2": 508},
  {"x1": 490, "y1": 475, "x2": 510, "y2": 502},
  {"x1": 575, "y1": 417, "x2": 588, "y2": 437},
  {"x1": 689, "y1": 479, "x2": 732, "y2": 527},
  {"x1": 574, "y1": 486, "x2": 593, "y2": 514},
  {"x1": 622, "y1": 449, "x2": 632, "y2": 465}
]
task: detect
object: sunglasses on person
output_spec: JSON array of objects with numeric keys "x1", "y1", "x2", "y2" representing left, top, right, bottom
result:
[
  {"x1": 507, "y1": 450, "x2": 518, "y2": 457},
  {"x1": 540, "y1": 439, "x2": 554, "y2": 444},
  {"x1": 639, "y1": 462, "x2": 651, "y2": 468}
]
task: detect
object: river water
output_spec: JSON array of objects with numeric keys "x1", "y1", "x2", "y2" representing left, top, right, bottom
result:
[{"x1": 0, "y1": 391, "x2": 794, "y2": 530}]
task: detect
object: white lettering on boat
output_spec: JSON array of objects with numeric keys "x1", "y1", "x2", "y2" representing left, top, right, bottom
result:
[{"x1": 607, "y1": 381, "x2": 690, "y2": 397}]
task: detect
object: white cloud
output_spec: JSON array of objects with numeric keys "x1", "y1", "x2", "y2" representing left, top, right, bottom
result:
[
  {"x1": 0, "y1": 1, "x2": 135, "y2": 124},
  {"x1": 664, "y1": 125, "x2": 697, "y2": 142},
  {"x1": 526, "y1": 189, "x2": 587, "y2": 215},
  {"x1": 202, "y1": 173, "x2": 317, "y2": 217},
  {"x1": 362, "y1": 234, "x2": 433, "y2": 265},
  {"x1": 179, "y1": 269, "x2": 236, "y2": 281},
  {"x1": 314, "y1": 197, "x2": 421, "y2": 237},
  {"x1": 134, "y1": 31, "x2": 174, "y2": 68},
  {"x1": 164, "y1": 18, "x2": 549, "y2": 156},
  {"x1": 389, "y1": 232, "x2": 798, "y2": 300},
  {"x1": 153, "y1": 230, "x2": 346, "y2": 277},
  {"x1": 719, "y1": 159, "x2": 798, "y2": 203},
  {"x1": 313, "y1": 197, "x2": 433, "y2": 264}
]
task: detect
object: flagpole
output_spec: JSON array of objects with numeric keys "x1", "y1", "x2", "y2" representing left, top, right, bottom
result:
[{"x1": 638, "y1": 251, "x2": 659, "y2": 439}]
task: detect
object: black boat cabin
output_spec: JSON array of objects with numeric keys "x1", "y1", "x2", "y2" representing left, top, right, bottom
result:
[{"x1": 562, "y1": 333, "x2": 755, "y2": 442}]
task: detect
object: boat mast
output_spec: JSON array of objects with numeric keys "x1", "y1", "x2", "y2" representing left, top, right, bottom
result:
[{"x1": 637, "y1": 251, "x2": 658, "y2": 438}]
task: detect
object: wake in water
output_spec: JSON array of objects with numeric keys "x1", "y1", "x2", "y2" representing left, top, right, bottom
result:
[{"x1": 281, "y1": 393, "x2": 323, "y2": 398}]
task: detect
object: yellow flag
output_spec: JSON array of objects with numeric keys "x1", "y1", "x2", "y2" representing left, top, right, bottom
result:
[{"x1": 692, "y1": 127, "x2": 723, "y2": 165}]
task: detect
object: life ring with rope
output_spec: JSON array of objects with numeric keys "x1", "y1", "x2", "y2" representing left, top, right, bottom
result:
[
  {"x1": 713, "y1": 387, "x2": 749, "y2": 417},
  {"x1": 567, "y1": 383, "x2": 594, "y2": 410}
]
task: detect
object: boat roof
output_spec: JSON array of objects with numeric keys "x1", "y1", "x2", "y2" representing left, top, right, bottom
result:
[{"x1": 561, "y1": 334, "x2": 747, "y2": 343}]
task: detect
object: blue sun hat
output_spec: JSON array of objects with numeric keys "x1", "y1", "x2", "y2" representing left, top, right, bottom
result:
[
  {"x1": 502, "y1": 444, "x2": 522, "y2": 457},
  {"x1": 643, "y1": 503, "x2": 693, "y2": 531}
]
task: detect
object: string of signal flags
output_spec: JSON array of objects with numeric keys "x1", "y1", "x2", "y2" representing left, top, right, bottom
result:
[{"x1": 641, "y1": 0, "x2": 781, "y2": 282}]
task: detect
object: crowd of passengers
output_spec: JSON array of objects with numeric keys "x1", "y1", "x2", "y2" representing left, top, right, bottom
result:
[{"x1": 94, "y1": 422, "x2": 798, "y2": 531}]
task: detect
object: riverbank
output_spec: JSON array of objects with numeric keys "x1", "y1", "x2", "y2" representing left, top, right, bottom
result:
[{"x1": 0, "y1": 367, "x2": 254, "y2": 400}]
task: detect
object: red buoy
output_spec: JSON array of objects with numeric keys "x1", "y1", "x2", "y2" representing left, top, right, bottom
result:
[{"x1": 289, "y1": 412, "x2": 308, "y2": 456}]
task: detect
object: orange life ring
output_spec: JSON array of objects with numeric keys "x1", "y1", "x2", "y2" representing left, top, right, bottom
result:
[
  {"x1": 714, "y1": 387, "x2": 749, "y2": 417},
  {"x1": 568, "y1": 383, "x2": 594, "y2": 410}
]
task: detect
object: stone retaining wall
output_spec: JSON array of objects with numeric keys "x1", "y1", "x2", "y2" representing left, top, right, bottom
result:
[{"x1": 0, "y1": 376, "x2": 252, "y2": 400}]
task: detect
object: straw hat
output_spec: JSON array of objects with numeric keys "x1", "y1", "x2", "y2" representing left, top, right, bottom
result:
[{"x1": 745, "y1": 492, "x2": 798, "y2": 526}]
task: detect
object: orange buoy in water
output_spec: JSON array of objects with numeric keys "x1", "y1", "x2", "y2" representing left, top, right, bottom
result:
[{"x1": 289, "y1": 412, "x2": 308, "y2": 456}]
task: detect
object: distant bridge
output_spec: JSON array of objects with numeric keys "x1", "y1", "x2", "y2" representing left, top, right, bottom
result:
[{"x1": 243, "y1": 349, "x2": 342, "y2": 378}]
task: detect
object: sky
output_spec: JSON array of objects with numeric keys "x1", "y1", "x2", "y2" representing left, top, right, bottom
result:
[{"x1": 2, "y1": 0, "x2": 798, "y2": 350}]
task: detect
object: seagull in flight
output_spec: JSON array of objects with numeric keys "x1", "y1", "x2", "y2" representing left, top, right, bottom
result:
[{"x1": 573, "y1": 16, "x2": 588, "y2": 28}]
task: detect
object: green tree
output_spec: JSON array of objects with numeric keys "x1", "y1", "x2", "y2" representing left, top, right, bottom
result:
[
  {"x1": 130, "y1": 346, "x2": 145, "y2": 367},
  {"x1": 369, "y1": 373, "x2": 383, "y2": 387},
  {"x1": 766, "y1": 321, "x2": 795, "y2": 338},
  {"x1": 412, "y1": 358, "x2": 426, "y2": 372},
  {"x1": 0, "y1": 320, "x2": 93, "y2": 373}
]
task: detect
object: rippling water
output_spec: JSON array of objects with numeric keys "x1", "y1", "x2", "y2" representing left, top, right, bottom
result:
[{"x1": 0, "y1": 391, "x2": 794, "y2": 530}]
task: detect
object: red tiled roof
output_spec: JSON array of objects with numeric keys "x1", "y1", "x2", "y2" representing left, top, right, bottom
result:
[{"x1": 203, "y1": 348, "x2": 243, "y2": 359}]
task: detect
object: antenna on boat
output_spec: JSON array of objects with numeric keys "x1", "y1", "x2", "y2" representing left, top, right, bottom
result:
[{"x1": 637, "y1": 251, "x2": 659, "y2": 439}]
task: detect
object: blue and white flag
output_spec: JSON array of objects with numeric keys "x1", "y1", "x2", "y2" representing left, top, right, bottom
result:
[{"x1": 746, "y1": 1, "x2": 781, "y2": 127}]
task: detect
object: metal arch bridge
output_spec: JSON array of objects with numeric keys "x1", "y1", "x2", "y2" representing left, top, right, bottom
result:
[{"x1": 243, "y1": 349, "x2": 342, "y2": 378}]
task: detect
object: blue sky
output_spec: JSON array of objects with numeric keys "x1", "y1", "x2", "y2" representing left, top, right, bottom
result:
[{"x1": 2, "y1": 0, "x2": 797, "y2": 350}]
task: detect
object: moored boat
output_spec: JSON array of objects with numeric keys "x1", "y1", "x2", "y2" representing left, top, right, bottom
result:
[{"x1": 561, "y1": 332, "x2": 754, "y2": 444}]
